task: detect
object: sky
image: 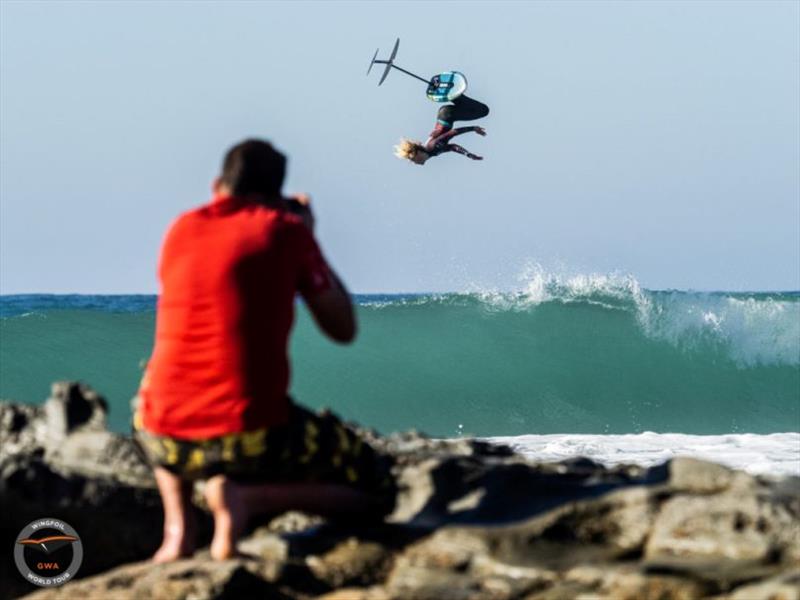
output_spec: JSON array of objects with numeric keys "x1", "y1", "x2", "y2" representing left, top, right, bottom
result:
[{"x1": 1, "y1": 0, "x2": 798, "y2": 294}]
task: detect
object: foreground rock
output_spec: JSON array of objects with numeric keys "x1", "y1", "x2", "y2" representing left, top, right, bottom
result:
[{"x1": 2, "y1": 383, "x2": 798, "y2": 600}]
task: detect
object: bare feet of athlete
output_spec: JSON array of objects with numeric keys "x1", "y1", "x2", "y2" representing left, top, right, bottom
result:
[{"x1": 152, "y1": 467, "x2": 197, "y2": 563}]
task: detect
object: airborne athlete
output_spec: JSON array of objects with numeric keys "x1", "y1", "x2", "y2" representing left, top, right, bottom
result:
[
  {"x1": 367, "y1": 39, "x2": 489, "y2": 165},
  {"x1": 395, "y1": 95, "x2": 489, "y2": 165}
]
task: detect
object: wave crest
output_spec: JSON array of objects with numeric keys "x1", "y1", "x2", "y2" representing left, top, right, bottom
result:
[
  {"x1": 363, "y1": 265, "x2": 799, "y2": 368},
  {"x1": 474, "y1": 265, "x2": 646, "y2": 311}
]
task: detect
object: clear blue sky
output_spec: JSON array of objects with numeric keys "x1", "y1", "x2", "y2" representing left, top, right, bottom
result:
[{"x1": 1, "y1": 1, "x2": 798, "y2": 293}]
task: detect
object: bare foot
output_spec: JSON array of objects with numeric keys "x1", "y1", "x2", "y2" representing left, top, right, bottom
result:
[
  {"x1": 152, "y1": 525, "x2": 195, "y2": 563},
  {"x1": 152, "y1": 542, "x2": 194, "y2": 563},
  {"x1": 152, "y1": 467, "x2": 197, "y2": 563},
  {"x1": 209, "y1": 510, "x2": 237, "y2": 561},
  {"x1": 210, "y1": 542, "x2": 251, "y2": 561}
]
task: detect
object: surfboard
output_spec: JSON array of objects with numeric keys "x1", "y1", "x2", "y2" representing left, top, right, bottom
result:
[{"x1": 426, "y1": 71, "x2": 468, "y2": 103}]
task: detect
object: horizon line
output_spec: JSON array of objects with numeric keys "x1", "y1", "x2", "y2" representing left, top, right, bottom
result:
[{"x1": 2, "y1": 289, "x2": 800, "y2": 297}]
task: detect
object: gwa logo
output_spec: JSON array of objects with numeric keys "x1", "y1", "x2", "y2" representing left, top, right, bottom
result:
[{"x1": 14, "y1": 519, "x2": 83, "y2": 587}]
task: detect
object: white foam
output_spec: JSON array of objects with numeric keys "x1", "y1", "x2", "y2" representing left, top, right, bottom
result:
[
  {"x1": 468, "y1": 263, "x2": 800, "y2": 367},
  {"x1": 482, "y1": 432, "x2": 800, "y2": 477},
  {"x1": 472, "y1": 263, "x2": 646, "y2": 311},
  {"x1": 637, "y1": 292, "x2": 800, "y2": 367}
]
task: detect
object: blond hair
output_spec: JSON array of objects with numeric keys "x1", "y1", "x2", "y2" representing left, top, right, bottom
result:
[{"x1": 394, "y1": 138, "x2": 424, "y2": 161}]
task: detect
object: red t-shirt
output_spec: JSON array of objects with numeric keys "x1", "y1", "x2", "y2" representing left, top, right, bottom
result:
[{"x1": 139, "y1": 194, "x2": 332, "y2": 439}]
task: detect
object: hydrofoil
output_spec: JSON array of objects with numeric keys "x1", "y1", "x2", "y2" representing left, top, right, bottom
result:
[{"x1": 367, "y1": 38, "x2": 468, "y2": 103}]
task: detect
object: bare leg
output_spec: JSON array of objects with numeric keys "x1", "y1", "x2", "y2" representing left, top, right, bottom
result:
[
  {"x1": 152, "y1": 467, "x2": 196, "y2": 563},
  {"x1": 204, "y1": 475, "x2": 247, "y2": 561}
]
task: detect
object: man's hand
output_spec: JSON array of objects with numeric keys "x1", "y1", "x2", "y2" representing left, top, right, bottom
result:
[
  {"x1": 474, "y1": 126, "x2": 487, "y2": 136},
  {"x1": 284, "y1": 193, "x2": 315, "y2": 231}
]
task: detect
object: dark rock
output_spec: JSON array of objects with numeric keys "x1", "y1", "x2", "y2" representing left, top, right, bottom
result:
[
  {"x1": 2, "y1": 382, "x2": 799, "y2": 600},
  {"x1": 0, "y1": 384, "x2": 210, "y2": 600},
  {"x1": 20, "y1": 558, "x2": 291, "y2": 600}
]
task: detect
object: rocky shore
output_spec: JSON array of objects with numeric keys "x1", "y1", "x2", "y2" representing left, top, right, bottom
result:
[{"x1": 2, "y1": 382, "x2": 798, "y2": 600}]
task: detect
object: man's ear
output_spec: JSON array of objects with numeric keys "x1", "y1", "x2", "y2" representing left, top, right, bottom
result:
[{"x1": 212, "y1": 177, "x2": 223, "y2": 194}]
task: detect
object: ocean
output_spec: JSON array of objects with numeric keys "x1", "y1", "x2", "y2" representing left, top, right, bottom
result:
[{"x1": 2, "y1": 274, "x2": 798, "y2": 476}]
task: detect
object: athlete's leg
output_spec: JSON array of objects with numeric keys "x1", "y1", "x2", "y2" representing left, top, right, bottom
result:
[
  {"x1": 449, "y1": 95, "x2": 490, "y2": 122},
  {"x1": 152, "y1": 467, "x2": 197, "y2": 563},
  {"x1": 436, "y1": 104, "x2": 457, "y2": 129}
]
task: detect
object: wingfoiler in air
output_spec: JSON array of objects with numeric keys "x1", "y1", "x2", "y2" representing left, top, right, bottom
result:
[{"x1": 367, "y1": 38, "x2": 489, "y2": 165}]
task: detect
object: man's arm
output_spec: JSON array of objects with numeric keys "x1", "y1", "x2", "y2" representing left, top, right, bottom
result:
[
  {"x1": 302, "y1": 268, "x2": 356, "y2": 344},
  {"x1": 290, "y1": 194, "x2": 356, "y2": 344}
]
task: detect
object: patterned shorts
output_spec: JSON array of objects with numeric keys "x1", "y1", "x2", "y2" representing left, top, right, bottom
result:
[{"x1": 134, "y1": 402, "x2": 396, "y2": 508}]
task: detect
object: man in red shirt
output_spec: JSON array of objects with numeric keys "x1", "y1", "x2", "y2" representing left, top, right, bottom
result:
[{"x1": 136, "y1": 140, "x2": 394, "y2": 561}]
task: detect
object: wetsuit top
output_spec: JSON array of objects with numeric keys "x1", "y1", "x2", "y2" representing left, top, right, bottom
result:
[
  {"x1": 424, "y1": 123, "x2": 481, "y2": 157},
  {"x1": 139, "y1": 194, "x2": 332, "y2": 439}
]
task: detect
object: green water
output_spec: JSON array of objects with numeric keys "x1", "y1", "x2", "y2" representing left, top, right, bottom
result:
[{"x1": 1, "y1": 292, "x2": 797, "y2": 436}]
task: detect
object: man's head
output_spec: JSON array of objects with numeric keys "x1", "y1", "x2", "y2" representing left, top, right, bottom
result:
[{"x1": 216, "y1": 139, "x2": 286, "y2": 199}]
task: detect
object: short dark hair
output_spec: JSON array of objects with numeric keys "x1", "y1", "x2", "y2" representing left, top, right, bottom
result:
[{"x1": 219, "y1": 139, "x2": 286, "y2": 197}]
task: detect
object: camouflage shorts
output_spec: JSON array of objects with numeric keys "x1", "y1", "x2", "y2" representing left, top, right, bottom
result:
[{"x1": 134, "y1": 402, "x2": 396, "y2": 504}]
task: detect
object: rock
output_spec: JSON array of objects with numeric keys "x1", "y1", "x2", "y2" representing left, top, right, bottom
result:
[
  {"x1": 0, "y1": 384, "x2": 208, "y2": 600},
  {"x1": 307, "y1": 537, "x2": 393, "y2": 588},
  {"x1": 0, "y1": 381, "x2": 152, "y2": 487},
  {"x1": 0, "y1": 401, "x2": 43, "y2": 456},
  {"x1": 42, "y1": 382, "x2": 108, "y2": 444},
  {"x1": 20, "y1": 558, "x2": 285, "y2": 600},
  {"x1": 318, "y1": 588, "x2": 390, "y2": 600},
  {"x1": 599, "y1": 567, "x2": 710, "y2": 600},
  {"x1": 2, "y1": 382, "x2": 799, "y2": 600},
  {"x1": 263, "y1": 511, "x2": 324, "y2": 534},
  {"x1": 667, "y1": 457, "x2": 736, "y2": 494},
  {"x1": 645, "y1": 492, "x2": 800, "y2": 566},
  {"x1": 724, "y1": 570, "x2": 800, "y2": 600},
  {"x1": 0, "y1": 454, "x2": 177, "y2": 600},
  {"x1": 387, "y1": 451, "x2": 666, "y2": 528}
]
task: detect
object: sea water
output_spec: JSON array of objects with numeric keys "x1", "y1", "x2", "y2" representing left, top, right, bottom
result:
[{"x1": 2, "y1": 273, "x2": 798, "y2": 475}]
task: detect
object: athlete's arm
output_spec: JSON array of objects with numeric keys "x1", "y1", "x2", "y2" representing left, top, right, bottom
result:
[
  {"x1": 302, "y1": 269, "x2": 357, "y2": 344},
  {"x1": 447, "y1": 144, "x2": 483, "y2": 160}
]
